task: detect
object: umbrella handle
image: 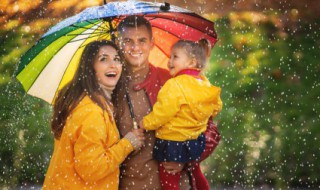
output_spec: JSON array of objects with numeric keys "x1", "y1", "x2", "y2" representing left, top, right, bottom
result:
[
  {"x1": 133, "y1": 120, "x2": 139, "y2": 129},
  {"x1": 160, "y1": 2, "x2": 170, "y2": 11}
]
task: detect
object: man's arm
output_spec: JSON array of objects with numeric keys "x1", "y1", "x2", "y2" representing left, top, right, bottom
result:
[
  {"x1": 186, "y1": 118, "x2": 221, "y2": 190},
  {"x1": 199, "y1": 118, "x2": 221, "y2": 162}
]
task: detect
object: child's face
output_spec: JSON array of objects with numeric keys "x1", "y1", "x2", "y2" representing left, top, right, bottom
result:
[{"x1": 168, "y1": 47, "x2": 196, "y2": 76}]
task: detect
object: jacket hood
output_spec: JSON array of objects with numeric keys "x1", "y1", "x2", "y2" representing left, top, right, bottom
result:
[{"x1": 176, "y1": 75, "x2": 221, "y2": 121}]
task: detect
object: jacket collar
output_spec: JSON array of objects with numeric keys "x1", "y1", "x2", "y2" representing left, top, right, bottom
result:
[{"x1": 175, "y1": 68, "x2": 201, "y2": 78}]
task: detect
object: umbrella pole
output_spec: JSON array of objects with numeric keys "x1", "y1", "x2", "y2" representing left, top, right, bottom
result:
[
  {"x1": 108, "y1": 19, "x2": 116, "y2": 43},
  {"x1": 102, "y1": 0, "x2": 115, "y2": 43}
]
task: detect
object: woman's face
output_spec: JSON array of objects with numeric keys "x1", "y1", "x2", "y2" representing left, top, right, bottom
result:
[{"x1": 93, "y1": 45, "x2": 122, "y2": 89}]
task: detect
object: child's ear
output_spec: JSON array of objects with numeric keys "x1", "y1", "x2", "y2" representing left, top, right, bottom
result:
[{"x1": 190, "y1": 58, "x2": 198, "y2": 68}]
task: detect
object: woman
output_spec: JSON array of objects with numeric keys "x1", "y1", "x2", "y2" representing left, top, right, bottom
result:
[{"x1": 43, "y1": 40, "x2": 144, "y2": 190}]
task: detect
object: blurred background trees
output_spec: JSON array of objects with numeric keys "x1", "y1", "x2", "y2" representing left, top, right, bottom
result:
[{"x1": 1, "y1": 0, "x2": 319, "y2": 188}]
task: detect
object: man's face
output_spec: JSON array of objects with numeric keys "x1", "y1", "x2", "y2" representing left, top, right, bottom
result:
[{"x1": 118, "y1": 25, "x2": 154, "y2": 71}]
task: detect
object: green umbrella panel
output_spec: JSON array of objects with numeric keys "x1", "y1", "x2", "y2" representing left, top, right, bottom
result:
[{"x1": 15, "y1": 20, "x2": 114, "y2": 104}]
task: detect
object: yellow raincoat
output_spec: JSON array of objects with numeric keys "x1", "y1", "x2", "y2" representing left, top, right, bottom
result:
[
  {"x1": 143, "y1": 74, "x2": 222, "y2": 141},
  {"x1": 43, "y1": 96, "x2": 133, "y2": 190}
]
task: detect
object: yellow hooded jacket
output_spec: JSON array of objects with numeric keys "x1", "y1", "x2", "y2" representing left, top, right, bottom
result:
[
  {"x1": 43, "y1": 96, "x2": 133, "y2": 190},
  {"x1": 143, "y1": 74, "x2": 222, "y2": 141}
]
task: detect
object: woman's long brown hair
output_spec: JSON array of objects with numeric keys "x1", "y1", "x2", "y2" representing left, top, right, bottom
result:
[
  {"x1": 111, "y1": 66, "x2": 127, "y2": 124},
  {"x1": 51, "y1": 40, "x2": 121, "y2": 139}
]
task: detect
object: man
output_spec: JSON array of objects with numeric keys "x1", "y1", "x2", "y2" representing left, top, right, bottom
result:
[{"x1": 113, "y1": 15, "x2": 220, "y2": 190}]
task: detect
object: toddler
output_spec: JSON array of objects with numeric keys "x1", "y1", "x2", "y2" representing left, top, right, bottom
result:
[{"x1": 140, "y1": 39, "x2": 222, "y2": 190}]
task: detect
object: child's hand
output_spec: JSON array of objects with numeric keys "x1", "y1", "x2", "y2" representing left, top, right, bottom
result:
[{"x1": 139, "y1": 120, "x2": 145, "y2": 130}]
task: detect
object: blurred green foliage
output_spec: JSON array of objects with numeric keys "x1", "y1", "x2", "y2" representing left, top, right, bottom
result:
[
  {"x1": 0, "y1": 30, "x2": 53, "y2": 187},
  {"x1": 0, "y1": 12, "x2": 319, "y2": 188},
  {"x1": 205, "y1": 13, "x2": 320, "y2": 188}
]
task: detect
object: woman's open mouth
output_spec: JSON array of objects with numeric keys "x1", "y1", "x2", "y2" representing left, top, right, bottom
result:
[{"x1": 105, "y1": 71, "x2": 117, "y2": 78}]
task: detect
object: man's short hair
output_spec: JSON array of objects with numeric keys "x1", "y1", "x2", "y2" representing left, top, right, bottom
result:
[{"x1": 117, "y1": 15, "x2": 153, "y2": 38}]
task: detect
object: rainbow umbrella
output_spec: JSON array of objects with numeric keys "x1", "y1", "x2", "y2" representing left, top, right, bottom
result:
[{"x1": 15, "y1": 0, "x2": 218, "y2": 104}]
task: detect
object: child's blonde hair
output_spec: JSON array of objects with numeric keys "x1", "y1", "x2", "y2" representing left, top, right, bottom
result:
[{"x1": 172, "y1": 39, "x2": 211, "y2": 69}]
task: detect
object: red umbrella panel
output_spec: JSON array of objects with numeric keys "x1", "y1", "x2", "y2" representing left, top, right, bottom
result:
[{"x1": 144, "y1": 12, "x2": 217, "y2": 68}]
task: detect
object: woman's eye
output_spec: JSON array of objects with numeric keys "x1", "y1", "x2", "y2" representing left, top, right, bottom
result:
[
  {"x1": 114, "y1": 57, "x2": 121, "y2": 62},
  {"x1": 100, "y1": 57, "x2": 106, "y2": 61}
]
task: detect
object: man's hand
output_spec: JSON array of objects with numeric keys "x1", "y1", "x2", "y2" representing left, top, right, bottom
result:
[{"x1": 161, "y1": 162, "x2": 185, "y2": 174}]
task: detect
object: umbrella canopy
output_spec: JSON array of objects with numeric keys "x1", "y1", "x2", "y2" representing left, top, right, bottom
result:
[{"x1": 15, "y1": 0, "x2": 218, "y2": 104}]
